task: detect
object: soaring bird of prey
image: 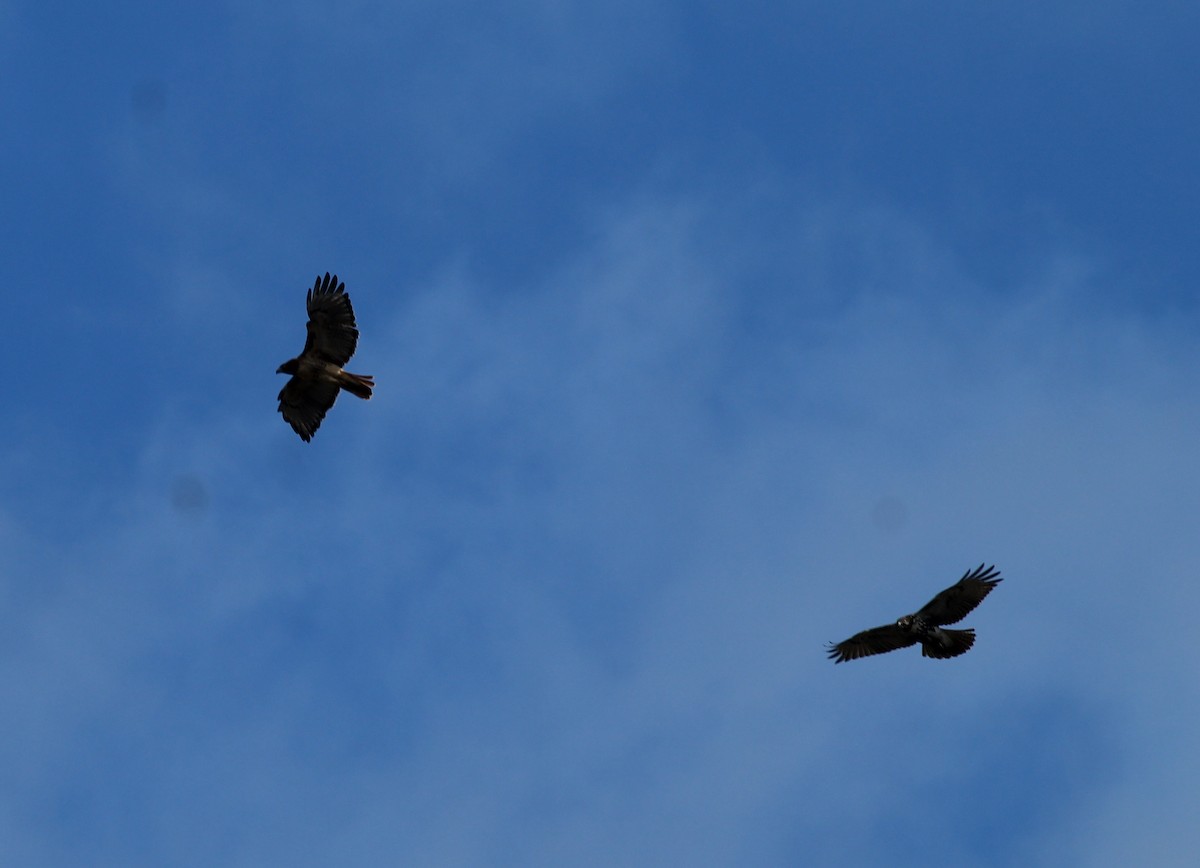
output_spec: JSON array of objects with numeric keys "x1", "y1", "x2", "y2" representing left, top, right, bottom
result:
[
  {"x1": 276, "y1": 273, "x2": 374, "y2": 441},
  {"x1": 826, "y1": 564, "x2": 1002, "y2": 663}
]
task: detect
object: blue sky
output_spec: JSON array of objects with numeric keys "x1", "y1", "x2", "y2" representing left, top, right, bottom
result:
[{"x1": 5, "y1": 2, "x2": 1200, "y2": 865}]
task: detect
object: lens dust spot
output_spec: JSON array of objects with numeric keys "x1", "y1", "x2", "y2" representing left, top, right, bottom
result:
[
  {"x1": 131, "y1": 79, "x2": 167, "y2": 120},
  {"x1": 170, "y1": 474, "x2": 210, "y2": 518},
  {"x1": 871, "y1": 495, "x2": 908, "y2": 533}
]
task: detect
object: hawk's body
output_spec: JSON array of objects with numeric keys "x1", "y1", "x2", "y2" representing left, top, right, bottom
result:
[
  {"x1": 276, "y1": 273, "x2": 374, "y2": 441},
  {"x1": 826, "y1": 564, "x2": 1002, "y2": 663}
]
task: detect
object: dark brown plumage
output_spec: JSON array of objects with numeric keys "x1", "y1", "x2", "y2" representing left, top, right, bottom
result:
[
  {"x1": 276, "y1": 273, "x2": 374, "y2": 441},
  {"x1": 826, "y1": 564, "x2": 1002, "y2": 663}
]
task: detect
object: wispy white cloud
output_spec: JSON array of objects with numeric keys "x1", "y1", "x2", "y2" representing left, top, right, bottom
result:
[
  {"x1": 3, "y1": 183, "x2": 1198, "y2": 865},
  {"x1": 7, "y1": 0, "x2": 1200, "y2": 861}
]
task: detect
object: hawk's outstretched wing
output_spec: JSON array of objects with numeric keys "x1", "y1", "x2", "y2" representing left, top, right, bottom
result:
[
  {"x1": 277, "y1": 376, "x2": 340, "y2": 443},
  {"x1": 303, "y1": 273, "x2": 359, "y2": 367},
  {"x1": 826, "y1": 624, "x2": 919, "y2": 664},
  {"x1": 915, "y1": 564, "x2": 1003, "y2": 626}
]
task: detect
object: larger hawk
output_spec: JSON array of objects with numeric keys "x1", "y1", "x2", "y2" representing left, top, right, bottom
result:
[
  {"x1": 276, "y1": 273, "x2": 375, "y2": 441},
  {"x1": 826, "y1": 564, "x2": 1002, "y2": 663}
]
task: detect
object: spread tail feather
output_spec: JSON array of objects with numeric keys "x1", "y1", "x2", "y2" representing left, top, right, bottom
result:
[
  {"x1": 338, "y1": 371, "x2": 375, "y2": 400},
  {"x1": 921, "y1": 628, "x2": 975, "y2": 659}
]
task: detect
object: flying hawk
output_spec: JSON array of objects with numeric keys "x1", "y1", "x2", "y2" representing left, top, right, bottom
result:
[
  {"x1": 826, "y1": 564, "x2": 1002, "y2": 663},
  {"x1": 276, "y1": 273, "x2": 374, "y2": 441}
]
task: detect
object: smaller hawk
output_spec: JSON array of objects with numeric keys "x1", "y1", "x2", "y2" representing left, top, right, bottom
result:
[
  {"x1": 826, "y1": 564, "x2": 1002, "y2": 663},
  {"x1": 276, "y1": 273, "x2": 375, "y2": 442}
]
